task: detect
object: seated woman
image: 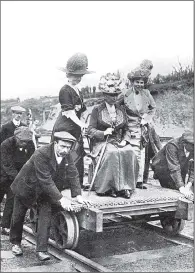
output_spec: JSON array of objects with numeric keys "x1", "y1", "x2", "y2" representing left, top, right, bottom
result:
[{"x1": 87, "y1": 73, "x2": 139, "y2": 199}]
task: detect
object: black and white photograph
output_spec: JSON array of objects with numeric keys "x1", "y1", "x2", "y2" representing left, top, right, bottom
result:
[{"x1": 1, "y1": 1, "x2": 194, "y2": 272}]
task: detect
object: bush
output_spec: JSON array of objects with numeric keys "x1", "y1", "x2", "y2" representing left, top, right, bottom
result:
[{"x1": 152, "y1": 62, "x2": 194, "y2": 84}]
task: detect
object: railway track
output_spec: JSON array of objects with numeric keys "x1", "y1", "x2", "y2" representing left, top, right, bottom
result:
[
  {"x1": 21, "y1": 225, "x2": 111, "y2": 272},
  {"x1": 21, "y1": 221, "x2": 195, "y2": 270},
  {"x1": 103, "y1": 219, "x2": 193, "y2": 246},
  {"x1": 1, "y1": 220, "x2": 193, "y2": 272}
]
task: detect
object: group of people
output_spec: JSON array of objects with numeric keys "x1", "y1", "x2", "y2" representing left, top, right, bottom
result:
[{"x1": 0, "y1": 52, "x2": 194, "y2": 261}]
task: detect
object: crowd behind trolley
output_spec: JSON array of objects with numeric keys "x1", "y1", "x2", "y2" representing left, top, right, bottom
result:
[{"x1": 0, "y1": 52, "x2": 194, "y2": 262}]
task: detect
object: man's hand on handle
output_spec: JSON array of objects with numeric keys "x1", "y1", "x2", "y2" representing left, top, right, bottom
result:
[
  {"x1": 179, "y1": 186, "x2": 194, "y2": 201},
  {"x1": 59, "y1": 196, "x2": 73, "y2": 211}
]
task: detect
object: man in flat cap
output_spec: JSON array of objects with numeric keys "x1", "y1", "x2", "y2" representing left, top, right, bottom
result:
[
  {"x1": 9, "y1": 131, "x2": 90, "y2": 261},
  {"x1": 0, "y1": 127, "x2": 35, "y2": 236},
  {"x1": 0, "y1": 106, "x2": 26, "y2": 144},
  {"x1": 151, "y1": 130, "x2": 194, "y2": 200}
]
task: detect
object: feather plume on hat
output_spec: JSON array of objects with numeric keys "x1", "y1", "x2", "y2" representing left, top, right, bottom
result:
[
  {"x1": 127, "y1": 59, "x2": 153, "y2": 83},
  {"x1": 127, "y1": 66, "x2": 151, "y2": 82},
  {"x1": 140, "y1": 59, "x2": 153, "y2": 71},
  {"x1": 99, "y1": 72, "x2": 125, "y2": 95}
]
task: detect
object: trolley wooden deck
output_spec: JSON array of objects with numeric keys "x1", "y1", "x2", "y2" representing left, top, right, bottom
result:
[{"x1": 29, "y1": 184, "x2": 193, "y2": 250}]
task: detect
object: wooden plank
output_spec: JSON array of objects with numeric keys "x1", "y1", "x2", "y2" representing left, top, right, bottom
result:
[
  {"x1": 175, "y1": 198, "x2": 194, "y2": 220},
  {"x1": 77, "y1": 207, "x2": 103, "y2": 232},
  {"x1": 104, "y1": 207, "x2": 176, "y2": 219},
  {"x1": 102, "y1": 202, "x2": 178, "y2": 215}
]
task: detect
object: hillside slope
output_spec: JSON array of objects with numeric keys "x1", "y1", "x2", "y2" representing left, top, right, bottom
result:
[{"x1": 1, "y1": 83, "x2": 193, "y2": 138}]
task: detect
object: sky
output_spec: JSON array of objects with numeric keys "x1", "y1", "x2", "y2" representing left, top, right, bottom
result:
[{"x1": 1, "y1": 1, "x2": 194, "y2": 100}]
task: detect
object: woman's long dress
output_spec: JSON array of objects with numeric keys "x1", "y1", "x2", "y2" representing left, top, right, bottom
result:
[
  {"x1": 52, "y1": 83, "x2": 86, "y2": 186},
  {"x1": 87, "y1": 102, "x2": 139, "y2": 194},
  {"x1": 119, "y1": 87, "x2": 156, "y2": 181}
]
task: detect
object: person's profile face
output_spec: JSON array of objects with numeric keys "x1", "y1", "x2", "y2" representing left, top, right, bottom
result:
[
  {"x1": 12, "y1": 111, "x2": 23, "y2": 121},
  {"x1": 68, "y1": 74, "x2": 83, "y2": 86},
  {"x1": 55, "y1": 140, "x2": 73, "y2": 157},
  {"x1": 184, "y1": 142, "x2": 194, "y2": 153}
]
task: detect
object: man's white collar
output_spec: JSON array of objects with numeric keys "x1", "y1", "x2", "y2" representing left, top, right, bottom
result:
[{"x1": 184, "y1": 147, "x2": 190, "y2": 157}]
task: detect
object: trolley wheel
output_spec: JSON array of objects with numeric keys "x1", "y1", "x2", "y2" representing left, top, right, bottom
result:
[
  {"x1": 29, "y1": 207, "x2": 38, "y2": 236},
  {"x1": 71, "y1": 213, "x2": 80, "y2": 250},
  {"x1": 51, "y1": 211, "x2": 79, "y2": 250},
  {"x1": 160, "y1": 216, "x2": 185, "y2": 236}
]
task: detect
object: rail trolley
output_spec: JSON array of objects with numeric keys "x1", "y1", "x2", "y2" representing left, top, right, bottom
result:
[
  {"x1": 32, "y1": 110, "x2": 193, "y2": 250},
  {"x1": 29, "y1": 184, "x2": 193, "y2": 250}
]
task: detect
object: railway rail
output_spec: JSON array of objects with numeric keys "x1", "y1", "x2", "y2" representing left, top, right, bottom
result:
[
  {"x1": 22, "y1": 225, "x2": 111, "y2": 272},
  {"x1": 2, "y1": 218, "x2": 193, "y2": 272}
]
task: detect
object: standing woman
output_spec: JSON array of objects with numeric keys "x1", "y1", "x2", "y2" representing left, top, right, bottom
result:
[
  {"x1": 118, "y1": 60, "x2": 157, "y2": 188},
  {"x1": 52, "y1": 53, "x2": 94, "y2": 187}
]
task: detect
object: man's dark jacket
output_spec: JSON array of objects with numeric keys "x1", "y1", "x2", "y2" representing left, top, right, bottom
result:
[
  {"x1": 151, "y1": 137, "x2": 194, "y2": 190},
  {"x1": 10, "y1": 143, "x2": 81, "y2": 206},
  {"x1": 1, "y1": 136, "x2": 35, "y2": 189},
  {"x1": 0, "y1": 121, "x2": 27, "y2": 144}
]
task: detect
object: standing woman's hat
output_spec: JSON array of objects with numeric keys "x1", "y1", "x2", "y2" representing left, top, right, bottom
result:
[
  {"x1": 99, "y1": 73, "x2": 124, "y2": 95},
  {"x1": 58, "y1": 53, "x2": 94, "y2": 75},
  {"x1": 140, "y1": 59, "x2": 153, "y2": 71},
  {"x1": 128, "y1": 59, "x2": 153, "y2": 83},
  {"x1": 127, "y1": 67, "x2": 151, "y2": 82}
]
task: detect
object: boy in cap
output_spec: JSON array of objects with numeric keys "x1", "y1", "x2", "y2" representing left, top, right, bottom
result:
[
  {"x1": 0, "y1": 126, "x2": 35, "y2": 235},
  {"x1": 151, "y1": 130, "x2": 194, "y2": 201},
  {"x1": 9, "y1": 131, "x2": 90, "y2": 261},
  {"x1": 0, "y1": 106, "x2": 26, "y2": 144}
]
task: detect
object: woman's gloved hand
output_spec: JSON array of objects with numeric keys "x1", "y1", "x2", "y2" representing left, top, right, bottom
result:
[
  {"x1": 104, "y1": 128, "x2": 114, "y2": 136},
  {"x1": 117, "y1": 140, "x2": 127, "y2": 148}
]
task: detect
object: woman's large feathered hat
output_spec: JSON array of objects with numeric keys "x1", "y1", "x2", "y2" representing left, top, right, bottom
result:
[
  {"x1": 140, "y1": 59, "x2": 153, "y2": 70},
  {"x1": 99, "y1": 72, "x2": 124, "y2": 95},
  {"x1": 127, "y1": 59, "x2": 153, "y2": 82},
  {"x1": 58, "y1": 53, "x2": 94, "y2": 75}
]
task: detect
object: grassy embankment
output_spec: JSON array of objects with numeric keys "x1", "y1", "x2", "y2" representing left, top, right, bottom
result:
[{"x1": 1, "y1": 80, "x2": 193, "y2": 138}]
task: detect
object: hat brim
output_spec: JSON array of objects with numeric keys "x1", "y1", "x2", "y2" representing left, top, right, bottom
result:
[
  {"x1": 57, "y1": 67, "x2": 94, "y2": 75},
  {"x1": 102, "y1": 91, "x2": 121, "y2": 96},
  {"x1": 12, "y1": 110, "x2": 26, "y2": 113}
]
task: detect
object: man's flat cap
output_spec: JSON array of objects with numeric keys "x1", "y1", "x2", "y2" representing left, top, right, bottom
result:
[
  {"x1": 182, "y1": 130, "x2": 194, "y2": 144},
  {"x1": 54, "y1": 131, "x2": 76, "y2": 143},
  {"x1": 14, "y1": 126, "x2": 33, "y2": 141},
  {"x1": 11, "y1": 106, "x2": 26, "y2": 113}
]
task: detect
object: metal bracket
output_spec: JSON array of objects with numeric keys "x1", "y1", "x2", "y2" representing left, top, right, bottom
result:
[
  {"x1": 158, "y1": 208, "x2": 168, "y2": 212},
  {"x1": 115, "y1": 213, "x2": 133, "y2": 220}
]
